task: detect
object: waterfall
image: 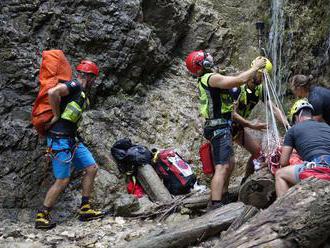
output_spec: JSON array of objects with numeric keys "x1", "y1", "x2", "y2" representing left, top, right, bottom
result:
[
  {"x1": 268, "y1": 0, "x2": 290, "y2": 101},
  {"x1": 323, "y1": 34, "x2": 330, "y2": 66}
]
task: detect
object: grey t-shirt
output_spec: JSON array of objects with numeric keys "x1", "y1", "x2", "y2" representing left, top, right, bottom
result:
[{"x1": 284, "y1": 119, "x2": 330, "y2": 161}]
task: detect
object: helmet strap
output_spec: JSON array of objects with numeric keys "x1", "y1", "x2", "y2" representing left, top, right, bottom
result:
[{"x1": 297, "y1": 109, "x2": 303, "y2": 123}]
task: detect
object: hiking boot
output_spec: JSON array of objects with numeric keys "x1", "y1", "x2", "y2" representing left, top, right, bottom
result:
[
  {"x1": 206, "y1": 201, "x2": 225, "y2": 212},
  {"x1": 222, "y1": 192, "x2": 239, "y2": 204},
  {"x1": 79, "y1": 203, "x2": 104, "y2": 221},
  {"x1": 35, "y1": 210, "x2": 56, "y2": 230},
  {"x1": 240, "y1": 176, "x2": 248, "y2": 186}
]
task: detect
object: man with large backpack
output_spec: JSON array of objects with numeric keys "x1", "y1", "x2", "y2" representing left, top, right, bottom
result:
[
  {"x1": 35, "y1": 60, "x2": 104, "y2": 229},
  {"x1": 185, "y1": 50, "x2": 266, "y2": 210},
  {"x1": 275, "y1": 99, "x2": 330, "y2": 197}
]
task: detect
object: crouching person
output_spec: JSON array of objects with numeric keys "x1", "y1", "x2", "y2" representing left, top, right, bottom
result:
[
  {"x1": 35, "y1": 60, "x2": 104, "y2": 229},
  {"x1": 275, "y1": 99, "x2": 330, "y2": 197}
]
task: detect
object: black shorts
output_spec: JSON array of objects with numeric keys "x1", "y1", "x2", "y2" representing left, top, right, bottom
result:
[{"x1": 203, "y1": 125, "x2": 233, "y2": 165}]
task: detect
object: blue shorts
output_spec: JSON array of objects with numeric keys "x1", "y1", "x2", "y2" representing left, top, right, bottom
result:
[
  {"x1": 47, "y1": 137, "x2": 96, "y2": 179},
  {"x1": 294, "y1": 155, "x2": 330, "y2": 182},
  {"x1": 203, "y1": 125, "x2": 233, "y2": 165}
]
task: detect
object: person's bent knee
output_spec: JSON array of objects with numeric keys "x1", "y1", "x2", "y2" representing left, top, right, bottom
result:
[
  {"x1": 275, "y1": 167, "x2": 286, "y2": 179},
  {"x1": 85, "y1": 163, "x2": 98, "y2": 174},
  {"x1": 54, "y1": 178, "x2": 70, "y2": 189},
  {"x1": 214, "y1": 163, "x2": 231, "y2": 173}
]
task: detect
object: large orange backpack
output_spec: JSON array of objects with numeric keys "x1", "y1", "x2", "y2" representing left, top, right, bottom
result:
[{"x1": 31, "y1": 50, "x2": 72, "y2": 136}]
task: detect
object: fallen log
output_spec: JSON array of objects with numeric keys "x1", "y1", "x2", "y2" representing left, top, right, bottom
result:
[
  {"x1": 130, "y1": 191, "x2": 209, "y2": 219},
  {"x1": 217, "y1": 178, "x2": 330, "y2": 248},
  {"x1": 136, "y1": 164, "x2": 172, "y2": 202},
  {"x1": 181, "y1": 190, "x2": 209, "y2": 209},
  {"x1": 131, "y1": 187, "x2": 242, "y2": 218},
  {"x1": 238, "y1": 167, "x2": 276, "y2": 209},
  {"x1": 221, "y1": 205, "x2": 259, "y2": 238},
  {"x1": 125, "y1": 202, "x2": 245, "y2": 248}
]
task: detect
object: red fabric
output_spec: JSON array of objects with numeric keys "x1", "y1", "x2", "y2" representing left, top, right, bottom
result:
[
  {"x1": 127, "y1": 178, "x2": 144, "y2": 198},
  {"x1": 299, "y1": 167, "x2": 330, "y2": 181},
  {"x1": 159, "y1": 150, "x2": 188, "y2": 185},
  {"x1": 289, "y1": 150, "x2": 303, "y2": 165},
  {"x1": 31, "y1": 50, "x2": 72, "y2": 136},
  {"x1": 269, "y1": 148, "x2": 304, "y2": 175},
  {"x1": 199, "y1": 142, "x2": 214, "y2": 175},
  {"x1": 268, "y1": 147, "x2": 281, "y2": 175}
]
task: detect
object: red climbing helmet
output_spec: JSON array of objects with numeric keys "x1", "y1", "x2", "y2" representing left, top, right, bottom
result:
[
  {"x1": 76, "y1": 60, "x2": 99, "y2": 77},
  {"x1": 185, "y1": 50, "x2": 214, "y2": 76}
]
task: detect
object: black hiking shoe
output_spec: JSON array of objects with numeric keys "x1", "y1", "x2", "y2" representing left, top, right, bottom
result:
[
  {"x1": 206, "y1": 201, "x2": 225, "y2": 212},
  {"x1": 79, "y1": 203, "x2": 104, "y2": 222},
  {"x1": 35, "y1": 210, "x2": 56, "y2": 230},
  {"x1": 240, "y1": 176, "x2": 248, "y2": 186},
  {"x1": 222, "y1": 192, "x2": 239, "y2": 204}
]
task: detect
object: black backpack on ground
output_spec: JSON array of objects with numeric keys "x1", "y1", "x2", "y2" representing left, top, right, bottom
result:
[{"x1": 111, "y1": 138, "x2": 152, "y2": 175}]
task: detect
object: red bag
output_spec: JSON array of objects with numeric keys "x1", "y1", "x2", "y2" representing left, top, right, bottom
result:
[
  {"x1": 31, "y1": 50, "x2": 72, "y2": 136},
  {"x1": 154, "y1": 149, "x2": 196, "y2": 195},
  {"x1": 199, "y1": 142, "x2": 214, "y2": 175},
  {"x1": 299, "y1": 167, "x2": 330, "y2": 181},
  {"x1": 127, "y1": 177, "x2": 144, "y2": 198}
]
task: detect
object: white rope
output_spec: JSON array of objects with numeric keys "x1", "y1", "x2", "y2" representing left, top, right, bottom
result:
[
  {"x1": 265, "y1": 72, "x2": 289, "y2": 131},
  {"x1": 262, "y1": 70, "x2": 284, "y2": 154},
  {"x1": 263, "y1": 72, "x2": 271, "y2": 154}
]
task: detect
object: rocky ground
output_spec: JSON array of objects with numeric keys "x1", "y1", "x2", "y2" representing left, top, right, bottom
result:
[{"x1": 0, "y1": 215, "x2": 158, "y2": 248}]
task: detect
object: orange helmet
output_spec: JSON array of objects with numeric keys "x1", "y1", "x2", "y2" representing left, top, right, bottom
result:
[
  {"x1": 76, "y1": 60, "x2": 99, "y2": 76},
  {"x1": 185, "y1": 50, "x2": 214, "y2": 76}
]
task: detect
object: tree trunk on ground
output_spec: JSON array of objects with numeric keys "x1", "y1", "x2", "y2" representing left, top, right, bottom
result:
[
  {"x1": 217, "y1": 178, "x2": 330, "y2": 248},
  {"x1": 125, "y1": 202, "x2": 245, "y2": 248},
  {"x1": 221, "y1": 205, "x2": 259, "y2": 238},
  {"x1": 181, "y1": 190, "x2": 209, "y2": 209},
  {"x1": 137, "y1": 164, "x2": 172, "y2": 202},
  {"x1": 239, "y1": 167, "x2": 276, "y2": 209}
]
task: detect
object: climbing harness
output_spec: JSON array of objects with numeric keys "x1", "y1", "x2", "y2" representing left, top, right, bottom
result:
[{"x1": 46, "y1": 134, "x2": 80, "y2": 164}]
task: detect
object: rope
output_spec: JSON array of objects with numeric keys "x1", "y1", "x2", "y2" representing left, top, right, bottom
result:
[
  {"x1": 261, "y1": 70, "x2": 289, "y2": 172},
  {"x1": 263, "y1": 71, "x2": 280, "y2": 153},
  {"x1": 265, "y1": 72, "x2": 289, "y2": 131}
]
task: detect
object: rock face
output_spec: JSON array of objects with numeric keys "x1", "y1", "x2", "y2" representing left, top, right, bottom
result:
[
  {"x1": 0, "y1": 0, "x2": 329, "y2": 226},
  {"x1": 0, "y1": 0, "x2": 194, "y2": 212},
  {"x1": 283, "y1": 0, "x2": 330, "y2": 86}
]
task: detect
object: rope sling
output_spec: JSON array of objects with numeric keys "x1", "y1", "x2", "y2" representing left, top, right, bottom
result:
[{"x1": 261, "y1": 70, "x2": 288, "y2": 173}]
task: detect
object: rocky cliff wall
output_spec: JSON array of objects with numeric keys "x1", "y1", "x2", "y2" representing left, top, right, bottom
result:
[{"x1": 0, "y1": 0, "x2": 329, "y2": 220}]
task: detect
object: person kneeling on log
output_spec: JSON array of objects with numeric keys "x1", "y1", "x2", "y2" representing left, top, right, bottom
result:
[
  {"x1": 232, "y1": 57, "x2": 289, "y2": 185},
  {"x1": 185, "y1": 50, "x2": 266, "y2": 210},
  {"x1": 275, "y1": 99, "x2": 330, "y2": 197}
]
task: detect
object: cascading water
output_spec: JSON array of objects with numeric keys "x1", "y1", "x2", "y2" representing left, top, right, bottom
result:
[
  {"x1": 260, "y1": 0, "x2": 292, "y2": 173},
  {"x1": 322, "y1": 34, "x2": 330, "y2": 70},
  {"x1": 267, "y1": 0, "x2": 292, "y2": 101}
]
